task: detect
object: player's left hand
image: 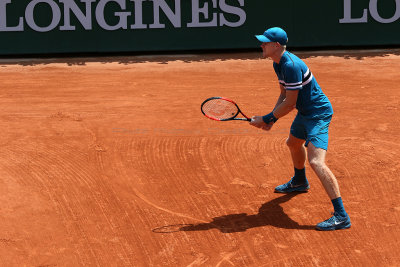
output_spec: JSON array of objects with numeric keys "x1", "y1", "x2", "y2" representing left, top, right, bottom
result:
[{"x1": 250, "y1": 116, "x2": 274, "y2": 131}]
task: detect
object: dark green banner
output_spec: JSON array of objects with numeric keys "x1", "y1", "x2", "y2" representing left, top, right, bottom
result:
[{"x1": 0, "y1": 0, "x2": 399, "y2": 55}]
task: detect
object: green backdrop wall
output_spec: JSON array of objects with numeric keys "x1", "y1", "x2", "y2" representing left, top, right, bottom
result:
[{"x1": 0, "y1": 0, "x2": 399, "y2": 55}]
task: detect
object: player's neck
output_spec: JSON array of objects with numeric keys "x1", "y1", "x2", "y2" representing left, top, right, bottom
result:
[{"x1": 271, "y1": 48, "x2": 286, "y2": 64}]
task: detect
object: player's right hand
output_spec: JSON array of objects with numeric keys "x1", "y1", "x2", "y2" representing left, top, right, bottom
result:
[{"x1": 250, "y1": 116, "x2": 274, "y2": 131}]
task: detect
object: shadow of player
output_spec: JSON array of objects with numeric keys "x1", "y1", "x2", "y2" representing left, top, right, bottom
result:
[{"x1": 178, "y1": 193, "x2": 314, "y2": 233}]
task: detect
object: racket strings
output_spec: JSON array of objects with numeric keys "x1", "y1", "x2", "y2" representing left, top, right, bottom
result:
[{"x1": 202, "y1": 99, "x2": 239, "y2": 120}]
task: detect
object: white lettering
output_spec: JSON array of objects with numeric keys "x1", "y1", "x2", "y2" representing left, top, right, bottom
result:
[
  {"x1": 369, "y1": 0, "x2": 400, "y2": 23},
  {"x1": 149, "y1": 0, "x2": 181, "y2": 29},
  {"x1": 60, "y1": 0, "x2": 95, "y2": 30},
  {"x1": 0, "y1": 0, "x2": 248, "y2": 32},
  {"x1": 0, "y1": 0, "x2": 24, "y2": 31},
  {"x1": 25, "y1": 0, "x2": 61, "y2": 32},
  {"x1": 96, "y1": 0, "x2": 131, "y2": 30},
  {"x1": 340, "y1": 0, "x2": 368, "y2": 23},
  {"x1": 187, "y1": 0, "x2": 217, "y2": 28},
  {"x1": 219, "y1": 0, "x2": 246, "y2": 27},
  {"x1": 130, "y1": 0, "x2": 146, "y2": 29}
]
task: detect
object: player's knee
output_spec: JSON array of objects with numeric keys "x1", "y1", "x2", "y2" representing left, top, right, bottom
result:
[
  {"x1": 308, "y1": 157, "x2": 324, "y2": 169},
  {"x1": 286, "y1": 137, "x2": 302, "y2": 150},
  {"x1": 286, "y1": 137, "x2": 294, "y2": 147}
]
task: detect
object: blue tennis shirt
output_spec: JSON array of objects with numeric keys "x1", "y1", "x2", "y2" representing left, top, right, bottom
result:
[{"x1": 273, "y1": 51, "x2": 333, "y2": 118}]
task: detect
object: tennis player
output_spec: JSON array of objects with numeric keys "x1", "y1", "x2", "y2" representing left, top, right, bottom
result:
[{"x1": 250, "y1": 27, "x2": 351, "y2": 231}]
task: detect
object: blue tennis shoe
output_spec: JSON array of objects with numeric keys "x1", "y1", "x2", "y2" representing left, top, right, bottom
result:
[
  {"x1": 274, "y1": 177, "x2": 310, "y2": 193},
  {"x1": 316, "y1": 212, "x2": 351, "y2": 231}
]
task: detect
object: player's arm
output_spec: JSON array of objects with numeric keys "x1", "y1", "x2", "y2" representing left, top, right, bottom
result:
[
  {"x1": 272, "y1": 89, "x2": 298, "y2": 118},
  {"x1": 259, "y1": 84, "x2": 297, "y2": 124},
  {"x1": 272, "y1": 84, "x2": 286, "y2": 110},
  {"x1": 249, "y1": 84, "x2": 286, "y2": 130},
  {"x1": 264, "y1": 63, "x2": 301, "y2": 122}
]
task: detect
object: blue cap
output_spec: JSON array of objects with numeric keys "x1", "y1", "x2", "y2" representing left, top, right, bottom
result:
[{"x1": 255, "y1": 27, "x2": 288, "y2": 45}]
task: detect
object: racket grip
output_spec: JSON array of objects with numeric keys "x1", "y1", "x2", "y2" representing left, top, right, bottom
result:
[{"x1": 235, "y1": 118, "x2": 251, "y2": 121}]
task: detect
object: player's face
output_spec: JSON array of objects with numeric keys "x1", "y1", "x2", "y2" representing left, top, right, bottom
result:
[{"x1": 261, "y1": 42, "x2": 279, "y2": 58}]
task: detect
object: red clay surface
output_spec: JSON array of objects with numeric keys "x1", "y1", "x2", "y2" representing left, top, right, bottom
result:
[{"x1": 0, "y1": 49, "x2": 399, "y2": 266}]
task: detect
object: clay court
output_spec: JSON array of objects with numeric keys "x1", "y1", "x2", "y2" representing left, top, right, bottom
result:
[{"x1": 0, "y1": 49, "x2": 399, "y2": 266}]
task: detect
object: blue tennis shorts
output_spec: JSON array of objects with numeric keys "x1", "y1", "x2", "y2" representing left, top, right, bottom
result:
[{"x1": 290, "y1": 113, "x2": 332, "y2": 150}]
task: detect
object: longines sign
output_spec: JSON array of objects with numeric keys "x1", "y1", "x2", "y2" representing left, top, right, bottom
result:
[
  {"x1": 0, "y1": 0, "x2": 246, "y2": 32},
  {"x1": 1, "y1": 0, "x2": 398, "y2": 33}
]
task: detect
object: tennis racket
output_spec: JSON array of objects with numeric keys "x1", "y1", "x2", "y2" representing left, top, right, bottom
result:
[{"x1": 201, "y1": 97, "x2": 251, "y2": 122}]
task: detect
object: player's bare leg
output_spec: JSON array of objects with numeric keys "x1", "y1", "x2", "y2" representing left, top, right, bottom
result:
[
  {"x1": 286, "y1": 134, "x2": 306, "y2": 169},
  {"x1": 275, "y1": 134, "x2": 309, "y2": 193},
  {"x1": 307, "y1": 142, "x2": 351, "y2": 230},
  {"x1": 307, "y1": 142, "x2": 340, "y2": 199}
]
